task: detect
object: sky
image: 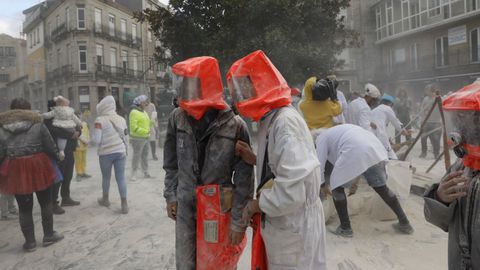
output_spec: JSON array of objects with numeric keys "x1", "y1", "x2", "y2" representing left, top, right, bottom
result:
[{"x1": 0, "y1": 0, "x2": 169, "y2": 39}]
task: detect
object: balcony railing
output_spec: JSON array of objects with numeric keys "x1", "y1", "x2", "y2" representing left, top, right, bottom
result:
[
  {"x1": 46, "y1": 65, "x2": 73, "y2": 85},
  {"x1": 51, "y1": 23, "x2": 69, "y2": 42},
  {"x1": 95, "y1": 64, "x2": 143, "y2": 81},
  {"x1": 93, "y1": 25, "x2": 142, "y2": 49}
]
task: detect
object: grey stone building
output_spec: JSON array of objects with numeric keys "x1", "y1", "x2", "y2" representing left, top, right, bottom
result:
[
  {"x1": 0, "y1": 34, "x2": 27, "y2": 111},
  {"x1": 371, "y1": 0, "x2": 480, "y2": 100},
  {"x1": 20, "y1": 0, "x2": 169, "y2": 116}
]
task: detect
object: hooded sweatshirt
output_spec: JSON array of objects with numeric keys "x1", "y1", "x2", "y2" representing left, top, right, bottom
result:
[
  {"x1": 299, "y1": 77, "x2": 342, "y2": 130},
  {"x1": 93, "y1": 96, "x2": 128, "y2": 156}
]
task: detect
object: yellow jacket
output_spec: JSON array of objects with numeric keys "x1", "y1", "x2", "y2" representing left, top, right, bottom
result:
[
  {"x1": 299, "y1": 77, "x2": 342, "y2": 130},
  {"x1": 77, "y1": 121, "x2": 90, "y2": 151}
]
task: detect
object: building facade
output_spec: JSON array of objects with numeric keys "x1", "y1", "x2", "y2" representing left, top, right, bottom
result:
[
  {"x1": 0, "y1": 34, "x2": 27, "y2": 111},
  {"x1": 19, "y1": 0, "x2": 168, "y2": 116},
  {"x1": 372, "y1": 0, "x2": 480, "y2": 100}
]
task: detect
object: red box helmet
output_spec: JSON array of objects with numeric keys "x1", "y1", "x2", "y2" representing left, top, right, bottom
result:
[
  {"x1": 227, "y1": 50, "x2": 292, "y2": 122},
  {"x1": 172, "y1": 56, "x2": 227, "y2": 120},
  {"x1": 443, "y1": 79, "x2": 480, "y2": 170}
]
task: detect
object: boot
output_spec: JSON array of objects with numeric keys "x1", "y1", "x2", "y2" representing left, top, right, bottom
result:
[
  {"x1": 121, "y1": 198, "x2": 129, "y2": 214},
  {"x1": 97, "y1": 193, "x2": 110, "y2": 207},
  {"x1": 52, "y1": 203, "x2": 65, "y2": 215},
  {"x1": 332, "y1": 225, "x2": 354, "y2": 238},
  {"x1": 130, "y1": 171, "x2": 138, "y2": 182},
  {"x1": 43, "y1": 231, "x2": 64, "y2": 247},
  {"x1": 61, "y1": 197, "x2": 80, "y2": 207},
  {"x1": 19, "y1": 212, "x2": 36, "y2": 252},
  {"x1": 393, "y1": 222, "x2": 414, "y2": 235}
]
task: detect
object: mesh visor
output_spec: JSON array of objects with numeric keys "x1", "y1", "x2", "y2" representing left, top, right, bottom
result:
[
  {"x1": 229, "y1": 76, "x2": 257, "y2": 103},
  {"x1": 173, "y1": 75, "x2": 202, "y2": 101}
]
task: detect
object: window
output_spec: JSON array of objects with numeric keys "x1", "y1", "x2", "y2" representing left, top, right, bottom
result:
[
  {"x1": 79, "y1": 86, "x2": 90, "y2": 112},
  {"x1": 471, "y1": 28, "x2": 480, "y2": 62},
  {"x1": 5, "y1": 47, "x2": 15, "y2": 56},
  {"x1": 132, "y1": 24, "x2": 137, "y2": 43},
  {"x1": 57, "y1": 48, "x2": 61, "y2": 69},
  {"x1": 111, "y1": 87, "x2": 119, "y2": 102},
  {"x1": 96, "y1": 44, "x2": 104, "y2": 67},
  {"x1": 66, "y1": 7, "x2": 70, "y2": 30},
  {"x1": 29, "y1": 33, "x2": 33, "y2": 48},
  {"x1": 79, "y1": 44, "x2": 87, "y2": 72},
  {"x1": 110, "y1": 47, "x2": 117, "y2": 69},
  {"x1": 95, "y1": 8, "x2": 102, "y2": 33},
  {"x1": 120, "y1": 19, "x2": 127, "y2": 40},
  {"x1": 148, "y1": 30, "x2": 152, "y2": 42},
  {"x1": 429, "y1": 0, "x2": 441, "y2": 17},
  {"x1": 149, "y1": 58, "x2": 153, "y2": 73},
  {"x1": 410, "y1": 43, "x2": 419, "y2": 70},
  {"x1": 121, "y1": 50, "x2": 128, "y2": 71},
  {"x1": 0, "y1": 74, "x2": 9, "y2": 82},
  {"x1": 33, "y1": 31, "x2": 37, "y2": 46},
  {"x1": 386, "y1": 0, "x2": 393, "y2": 36},
  {"x1": 77, "y1": 7, "x2": 85, "y2": 29},
  {"x1": 66, "y1": 43, "x2": 70, "y2": 65},
  {"x1": 435, "y1": 36, "x2": 449, "y2": 67},
  {"x1": 48, "y1": 22, "x2": 52, "y2": 36},
  {"x1": 132, "y1": 53, "x2": 138, "y2": 71},
  {"x1": 56, "y1": 15, "x2": 60, "y2": 28},
  {"x1": 108, "y1": 14, "x2": 115, "y2": 36},
  {"x1": 36, "y1": 27, "x2": 40, "y2": 44}
]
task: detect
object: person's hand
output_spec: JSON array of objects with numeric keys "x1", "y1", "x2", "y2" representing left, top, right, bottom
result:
[
  {"x1": 166, "y1": 201, "x2": 178, "y2": 221},
  {"x1": 402, "y1": 129, "x2": 412, "y2": 136},
  {"x1": 229, "y1": 230, "x2": 245, "y2": 245},
  {"x1": 370, "y1": 122, "x2": 377, "y2": 130},
  {"x1": 436, "y1": 171, "x2": 469, "y2": 204},
  {"x1": 241, "y1": 200, "x2": 261, "y2": 225},
  {"x1": 72, "y1": 131, "x2": 80, "y2": 140},
  {"x1": 235, "y1": 141, "x2": 257, "y2": 166},
  {"x1": 320, "y1": 185, "x2": 332, "y2": 198}
]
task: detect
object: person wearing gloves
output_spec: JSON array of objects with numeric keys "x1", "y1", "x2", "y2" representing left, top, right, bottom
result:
[
  {"x1": 348, "y1": 83, "x2": 381, "y2": 132},
  {"x1": 92, "y1": 96, "x2": 129, "y2": 214},
  {"x1": 424, "y1": 80, "x2": 480, "y2": 270},
  {"x1": 163, "y1": 56, "x2": 254, "y2": 270},
  {"x1": 228, "y1": 50, "x2": 326, "y2": 270},
  {"x1": 299, "y1": 76, "x2": 342, "y2": 130},
  {"x1": 315, "y1": 124, "x2": 414, "y2": 237},
  {"x1": 129, "y1": 95, "x2": 151, "y2": 181},
  {"x1": 372, "y1": 94, "x2": 411, "y2": 160}
]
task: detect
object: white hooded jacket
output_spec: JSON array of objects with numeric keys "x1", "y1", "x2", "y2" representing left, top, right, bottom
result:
[
  {"x1": 93, "y1": 96, "x2": 128, "y2": 156},
  {"x1": 256, "y1": 106, "x2": 327, "y2": 270}
]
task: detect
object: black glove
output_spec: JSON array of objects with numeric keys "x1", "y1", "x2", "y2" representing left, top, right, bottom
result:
[{"x1": 326, "y1": 78, "x2": 338, "y2": 101}]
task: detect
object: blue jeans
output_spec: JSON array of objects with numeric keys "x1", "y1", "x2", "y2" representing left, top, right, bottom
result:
[{"x1": 99, "y1": 153, "x2": 127, "y2": 198}]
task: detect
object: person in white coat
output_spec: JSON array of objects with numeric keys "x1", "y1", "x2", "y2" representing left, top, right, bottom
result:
[
  {"x1": 228, "y1": 50, "x2": 327, "y2": 270},
  {"x1": 315, "y1": 124, "x2": 414, "y2": 237},
  {"x1": 347, "y1": 83, "x2": 381, "y2": 131},
  {"x1": 372, "y1": 94, "x2": 410, "y2": 159}
]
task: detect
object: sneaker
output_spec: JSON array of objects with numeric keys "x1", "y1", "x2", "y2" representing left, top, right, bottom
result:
[
  {"x1": 144, "y1": 173, "x2": 152, "y2": 179},
  {"x1": 130, "y1": 176, "x2": 138, "y2": 182},
  {"x1": 43, "y1": 231, "x2": 64, "y2": 247},
  {"x1": 52, "y1": 204, "x2": 65, "y2": 215},
  {"x1": 393, "y1": 222, "x2": 414, "y2": 235},
  {"x1": 23, "y1": 241, "x2": 37, "y2": 252},
  {"x1": 97, "y1": 197, "x2": 110, "y2": 207},
  {"x1": 61, "y1": 198, "x2": 80, "y2": 207},
  {"x1": 332, "y1": 226, "x2": 354, "y2": 238}
]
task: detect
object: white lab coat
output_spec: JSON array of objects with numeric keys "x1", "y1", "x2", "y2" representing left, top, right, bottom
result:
[
  {"x1": 257, "y1": 106, "x2": 327, "y2": 270},
  {"x1": 347, "y1": 97, "x2": 373, "y2": 132},
  {"x1": 333, "y1": 90, "x2": 348, "y2": 124},
  {"x1": 371, "y1": 104, "x2": 404, "y2": 159},
  {"x1": 315, "y1": 124, "x2": 388, "y2": 190}
]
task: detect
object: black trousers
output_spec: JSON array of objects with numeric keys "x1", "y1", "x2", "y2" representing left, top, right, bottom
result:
[
  {"x1": 15, "y1": 186, "x2": 54, "y2": 241},
  {"x1": 150, "y1": 141, "x2": 157, "y2": 158},
  {"x1": 53, "y1": 150, "x2": 75, "y2": 203}
]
